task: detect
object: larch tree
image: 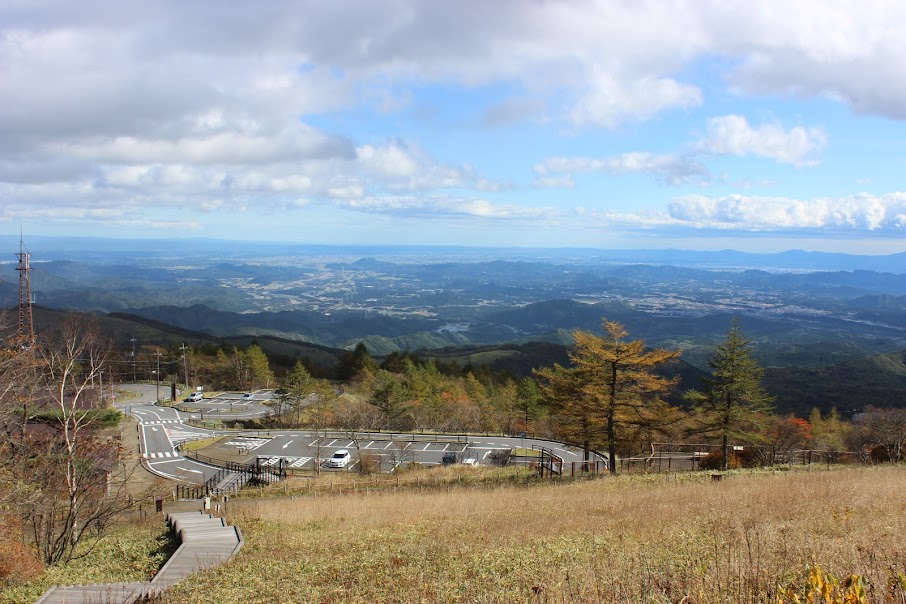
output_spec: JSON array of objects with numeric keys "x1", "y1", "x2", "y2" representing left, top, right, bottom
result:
[
  {"x1": 244, "y1": 344, "x2": 274, "y2": 389},
  {"x1": 686, "y1": 317, "x2": 773, "y2": 470},
  {"x1": 536, "y1": 319, "x2": 681, "y2": 475}
]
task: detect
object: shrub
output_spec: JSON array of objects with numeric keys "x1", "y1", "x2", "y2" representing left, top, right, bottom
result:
[{"x1": 0, "y1": 524, "x2": 43, "y2": 589}]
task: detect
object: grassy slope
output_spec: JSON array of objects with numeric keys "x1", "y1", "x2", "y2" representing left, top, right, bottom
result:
[
  {"x1": 1, "y1": 520, "x2": 176, "y2": 604},
  {"x1": 158, "y1": 466, "x2": 906, "y2": 604}
]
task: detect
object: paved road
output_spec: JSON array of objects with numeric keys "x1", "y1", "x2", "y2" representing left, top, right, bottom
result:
[
  {"x1": 114, "y1": 384, "x2": 606, "y2": 483},
  {"x1": 115, "y1": 384, "x2": 223, "y2": 483}
]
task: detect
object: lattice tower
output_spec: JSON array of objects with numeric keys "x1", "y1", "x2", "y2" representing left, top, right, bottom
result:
[{"x1": 15, "y1": 237, "x2": 35, "y2": 347}]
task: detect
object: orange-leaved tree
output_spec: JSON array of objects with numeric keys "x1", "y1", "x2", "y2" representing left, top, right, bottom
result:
[{"x1": 536, "y1": 319, "x2": 681, "y2": 474}]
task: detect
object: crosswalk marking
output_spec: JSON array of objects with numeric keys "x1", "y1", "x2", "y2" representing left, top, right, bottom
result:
[
  {"x1": 251, "y1": 456, "x2": 312, "y2": 468},
  {"x1": 224, "y1": 437, "x2": 269, "y2": 450}
]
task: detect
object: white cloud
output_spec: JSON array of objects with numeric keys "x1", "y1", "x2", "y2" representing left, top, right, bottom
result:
[
  {"x1": 571, "y1": 75, "x2": 703, "y2": 129},
  {"x1": 535, "y1": 153, "x2": 710, "y2": 185},
  {"x1": 666, "y1": 193, "x2": 906, "y2": 232},
  {"x1": 701, "y1": 115, "x2": 827, "y2": 166},
  {"x1": 334, "y1": 195, "x2": 555, "y2": 221}
]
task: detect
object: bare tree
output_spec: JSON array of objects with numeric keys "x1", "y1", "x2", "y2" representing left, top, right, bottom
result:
[
  {"x1": 848, "y1": 406, "x2": 906, "y2": 463},
  {"x1": 11, "y1": 315, "x2": 136, "y2": 565}
]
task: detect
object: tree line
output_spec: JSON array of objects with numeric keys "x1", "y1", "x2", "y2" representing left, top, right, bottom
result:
[{"x1": 175, "y1": 317, "x2": 905, "y2": 475}]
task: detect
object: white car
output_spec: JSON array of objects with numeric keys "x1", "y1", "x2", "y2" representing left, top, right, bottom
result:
[
  {"x1": 325, "y1": 449, "x2": 351, "y2": 468},
  {"x1": 241, "y1": 392, "x2": 254, "y2": 400},
  {"x1": 185, "y1": 392, "x2": 204, "y2": 402},
  {"x1": 461, "y1": 458, "x2": 479, "y2": 466}
]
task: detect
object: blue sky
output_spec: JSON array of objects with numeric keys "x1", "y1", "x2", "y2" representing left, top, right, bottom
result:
[{"x1": 2, "y1": 1, "x2": 906, "y2": 254}]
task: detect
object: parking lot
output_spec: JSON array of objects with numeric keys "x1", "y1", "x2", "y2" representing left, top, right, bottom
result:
[{"x1": 200, "y1": 432, "x2": 479, "y2": 473}]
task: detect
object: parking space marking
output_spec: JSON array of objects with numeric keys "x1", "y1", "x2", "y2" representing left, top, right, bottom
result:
[
  {"x1": 365, "y1": 441, "x2": 374, "y2": 448},
  {"x1": 326, "y1": 439, "x2": 337, "y2": 447},
  {"x1": 422, "y1": 443, "x2": 431, "y2": 451},
  {"x1": 282, "y1": 439, "x2": 294, "y2": 449}
]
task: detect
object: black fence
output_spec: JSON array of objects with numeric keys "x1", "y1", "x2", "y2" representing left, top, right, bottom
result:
[{"x1": 175, "y1": 450, "x2": 288, "y2": 498}]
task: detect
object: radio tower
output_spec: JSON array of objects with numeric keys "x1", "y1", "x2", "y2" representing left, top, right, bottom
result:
[{"x1": 15, "y1": 234, "x2": 35, "y2": 348}]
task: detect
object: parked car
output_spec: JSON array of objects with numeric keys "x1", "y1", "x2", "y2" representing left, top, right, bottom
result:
[
  {"x1": 185, "y1": 392, "x2": 204, "y2": 402},
  {"x1": 241, "y1": 392, "x2": 254, "y2": 400},
  {"x1": 461, "y1": 458, "x2": 479, "y2": 466},
  {"x1": 325, "y1": 449, "x2": 351, "y2": 468}
]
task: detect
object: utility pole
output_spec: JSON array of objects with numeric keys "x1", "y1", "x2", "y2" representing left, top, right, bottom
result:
[
  {"x1": 130, "y1": 337, "x2": 137, "y2": 382},
  {"x1": 180, "y1": 343, "x2": 189, "y2": 392},
  {"x1": 155, "y1": 352, "x2": 161, "y2": 404}
]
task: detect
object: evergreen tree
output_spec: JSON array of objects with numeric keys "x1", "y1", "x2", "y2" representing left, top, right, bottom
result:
[
  {"x1": 536, "y1": 319, "x2": 680, "y2": 474},
  {"x1": 687, "y1": 318, "x2": 773, "y2": 470},
  {"x1": 336, "y1": 341, "x2": 378, "y2": 381},
  {"x1": 515, "y1": 377, "x2": 543, "y2": 431}
]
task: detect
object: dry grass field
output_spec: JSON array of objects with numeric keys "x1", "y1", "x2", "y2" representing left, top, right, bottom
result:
[{"x1": 155, "y1": 465, "x2": 906, "y2": 603}]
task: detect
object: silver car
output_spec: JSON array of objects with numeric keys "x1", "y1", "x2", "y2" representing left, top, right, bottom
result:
[{"x1": 325, "y1": 449, "x2": 351, "y2": 468}]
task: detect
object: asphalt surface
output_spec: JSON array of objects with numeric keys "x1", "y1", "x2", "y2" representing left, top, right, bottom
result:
[{"x1": 115, "y1": 384, "x2": 606, "y2": 484}]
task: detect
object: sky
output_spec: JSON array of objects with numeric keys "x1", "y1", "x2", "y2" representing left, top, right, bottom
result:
[{"x1": 2, "y1": 1, "x2": 906, "y2": 254}]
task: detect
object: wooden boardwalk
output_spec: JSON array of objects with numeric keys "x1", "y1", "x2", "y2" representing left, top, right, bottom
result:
[{"x1": 35, "y1": 511, "x2": 243, "y2": 604}]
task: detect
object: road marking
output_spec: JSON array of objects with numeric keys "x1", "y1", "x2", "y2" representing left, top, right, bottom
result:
[
  {"x1": 365, "y1": 441, "x2": 374, "y2": 448},
  {"x1": 282, "y1": 439, "x2": 294, "y2": 449},
  {"x1": 289, "y1": 457, "x2": 312, "y2": 467},
  {"x1": 422, "y1": 444, "x2": 431, "y2": 451},
  {"x1": 151, "y1": 427, "x2": 158, "y2": 432},
  {"x1": 326, "y1": 439, "x2": 337, "y2": 447},
  {"x1": 442, "y1": 444, "x2": 450, "y2": 451},
  {"x1": 384, "y1": 442, "x2": 393, "y2": 449},
  {"x1": 148, "y1": 458, "x2": 186, "y2": 465},
  {"x1": 483, "y1": 451, "x2": 491, "y2": 459},
  {"x1": 345, "y1": 440, "x2": 355, "y2": 447},
  {"x1": 177, "y1": 467, "x2": 204, "y2": 474}
]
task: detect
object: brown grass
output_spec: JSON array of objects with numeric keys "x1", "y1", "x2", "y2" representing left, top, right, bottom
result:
[{"x1": 159, "y1": 466, "x2": 906, "y2": 603}]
